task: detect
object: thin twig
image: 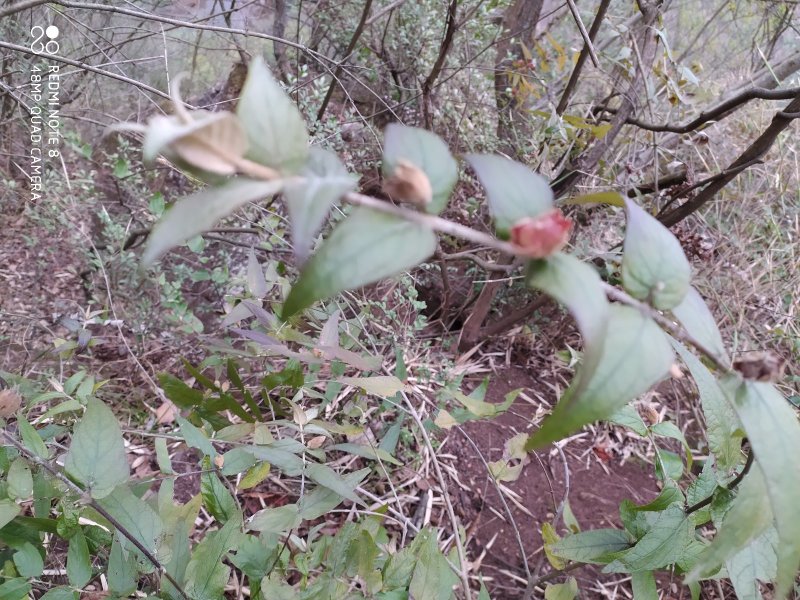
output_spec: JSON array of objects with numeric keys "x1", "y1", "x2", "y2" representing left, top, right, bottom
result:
[
  {"x1": 565, "y1": 0, "x2": 600, "y2": 68},
  {"x1": 522, "y1": 561, "x2": 584, "y2": 599},
  {"x1": 0, "y1": 429, "x2": 190, "y2": 600},
  {"x1": 685, "y1": 447, "x2": 754, "y2": 514}
]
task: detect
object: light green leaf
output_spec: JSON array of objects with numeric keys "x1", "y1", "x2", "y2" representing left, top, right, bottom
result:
[
  {"x1": 672, "y1": 340, "x2": 742, "y2": 472},
  {"x1": 0, "y1": 578, "x2": 30, "y2": 600},
  {"x1": 671, "y1": 287, "x2": 728, "y2": 362},
  {"x1": 220, "y1": 447, "x2": 257, "y2": 476},
  {"x1": 237, "y1": 56, "x2": 309, "y2": 172},
  {"x1": 242, "y1": 444, "x2": 305, "y2": 476},
  {"x1": 330, "y1": 443, "x2": 402, "y2": 466},
  {"x1": 607, "y1": 404, "x2": 648, "y2": 436},
  {"x1": 64, "y1": 398, "x2": 130, "y2": 499},
  {"x1": 0, "y1": 498, "x2": 21, "y2": 529},
  {"x1": 67, "y1": 529, "x2": 92, "y2": 588},
  {"x1": 298, "y1": 468, "x2": 370, "y2": 520},
  {"x1": 17, "y1": 417, "x2": 49, "y2": 459},
  {"x1": 621, "y1": 199, "x2": 691, "y2": 309},
  {"x1": 13, "y1": 541, "x2": 43, "y2": 577},
  {"x1": 466, "y1": 154, "x2": 554, "y2": 233},
  {"x1": 718, "y1": 378, "x2": 800, "y2": 597},
  {"x1": 98, "y1": 485, "x2": 163, "y2": 560},
  {"x1": 201, "y1": 457, "x2": 238, "y2": 523},
  {"x1": 247, "y1": 504, "x2": 301, "y2": 533},
  {"x1": 184, "y1": 517, "x2": 243, "y2": 600},
  {"x1": 630, "y1": 571, "x2": 658, "y2": 600},
  {"x1": 688, "y1": 466, "x2": 772, "y2": 580},
  {"x1": 284, "y1": 147, "x2": 357, "y2": 261},
  {"x1": 727, "y1": 527, "x2": 777, "y2": 600},
  {"x1": 544, "y1": 577, "x2": 578, "y2": 600},
  {"x1": 305, "y1": 463, "x2": 364, "y2": 506},
  {"x1": 155, "y1": 437, "x2": 174, "y2": 475},
  {"x1": 177, "y1": 416, "x2": 216, "y2": 458},
  {"x1": 40, "y1": 587, "x2": 79, "y2": 600},
  {"x1": 528, "y1": 305, "x2": 673, "y2": 449},
  {"x1": 247, "y1": 247, "x2": 268, "y2": 298},
  {"x1": 339, "y1": 375, "x2": 406, "y2": 397},
  {"x1": 142, "y1": 177, "x2": 282, "y2": 266},
  {"x1": 108, "y1": 535, "x2": 138, "y2": 597},
  {"x1": 605, "y1": 505, "x2": 692, "y2": 572},
  {"x1": 260, "y1": 574, "x2": 299, "y2": 599},
  {"x1": 548, "y1": 529, "x2": 631, "y2": 564},
  {"x1": 282, "y1": 207, "x2": 436, "y2": 317},
  {"x1": 7, "y1": 458, "x2": 32, "y2": 500},
  {"x1": 410, "y1": 530, "x2": 458, "y2": 600},
  {"x1": 542, "y1": 522, "x2": 567, "y2": 569},
  {"x1": 383, "y1": 124, "x2": 458, "y2": 214}
]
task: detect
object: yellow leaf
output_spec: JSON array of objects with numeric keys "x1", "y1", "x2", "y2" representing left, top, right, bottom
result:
[{"x1": 564, "y1": 191, "x2": 625, "y2": 207}]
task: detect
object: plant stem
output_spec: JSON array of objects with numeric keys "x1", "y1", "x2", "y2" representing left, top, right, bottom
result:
[
  {"x1": 685, "y1": 447, "x2": 754, "y2": 514},
  {"x1": 0, "y1": 429, "x2": 190, "y2": 600}
]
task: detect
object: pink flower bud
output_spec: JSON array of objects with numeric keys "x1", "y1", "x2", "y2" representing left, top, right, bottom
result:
[{"x1": 510, "y1": 209, "x2": 572, "y2": 258}]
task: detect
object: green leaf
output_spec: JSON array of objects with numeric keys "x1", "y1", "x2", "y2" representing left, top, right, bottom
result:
[
  {"x1": 688, "y1": 465, "x2": 772, "y2": 580},
  {"x1": 142, "y1": 177, "x2": 282, "y2": 266},
  {"x1": 383, "y1": 124, "x2": 458, "y2": 214},
  {"x1": 630, "y1": 571, "x2": 658, "y2": 600},
  {"x1": 305, "y1": 463, "x2": 364, "y2": 506},
  {"x1": 544, "y1": 577, "x2": 578, "y2": 600},
  {"x1": 604, "y1": 505, "x2": 692, "y2": 572},
  {"x1": 542, "y1": 522, "x2": 567, "y2": 569},
  {"x1": 564, "y1": 191, "x2": 624, "y2": 207},
  {"x1": 527, "y1": 304, "x2": 673, "y2": 449},
  {"x1": 236, "y1": 56, "x2": 309, "y2": 172},
  {"x1": 329, "y1": 443, "x2": 402, "y2": 466},
  {"x1": 201, "y1": 457, "x2": 238, "y2": 523},
  {"x1": 382, "y1": 547, "x2": 416, "y2": 590},
  {"x1": 40, "y1": 587, "x2": 79, "y2": 600},
  {"x1": 17, "y1": 417, "x2": 49, "y2": 459},
  {"x1": 13, "y1": 541, "x2": 43, "y2": 577},
  {"x1": 410, "y1": 530, "x2": 458, "y2": 600},
  {"x1": 177, "y1": 416, "x2": 216, "y2": 458},
  {"x1": 718, "y1": 378, "x2": 800, "y2": 597},
  {"x1": 297, "y1": 468, "x2": 370, "y2": 520},
  {"x1": 672, "y1": 341, "x2": 742, "y2": 471},
  {"x1": 108, "y1": 534, "x2": 138, "y2": 597},
  {"x1": 67, "y1": 529, "x2": 92, "y2": 587},
  {"x1": 184, "y1": 517, "x2": 243, "y2": 600},
  {"x1": 282, "y1": 207, "x2": 436, "y2": 317},
  {"x1": 549, "y1": 529, "x2": 631, "y2": 563},
  {"x1": 0, "y1": 498, "x2": 21, "y2": 529},
  {"x1": 727, "y1": 527, "x2": 778, "y2": 600},
  {"x1": 220, "y1": 447, "x2": 257, "y2": 476},
  {"x1": 340, "y1": 375, "x2": 406, "y2": 397},
  {"x1": 247, "y1": 504, "x2": 301, "y2": 533},
  {"x1": 155, "y1": 437, "x2": 174, "y2": 475},
  {"x1": 7, "y1": 458, "x2": 33, "y2": 500},
  {"x1": 247, "y1": 247, "x2": 268, "y2": 298},
  {"x1": 466, "y1": 154, "x2": 553, "y2": 233},
  {"x1": 64, "y1": 398, "x2": 129, "y2": 498},
  {"x1": 242, "y1": 444, "x2": 305, "y2": 476},
  {"x1": 607, "y1": 404, "x2": 648, "y2": 436},
  {"x1": 671, "y1": 287, "x2": 728, "y2": 362},
  {"x1": 97, "y1": 485, "x2": 163, "y2": 560},
  {"x1": 621, "y1": 199, "x2": 691, "y2": 309},
  {"x1": 0, "y1": 577, "x2": 31, "y2": 600},
  {"x1": 285, "y1": 147, "x2": 357, "y2": 261}
]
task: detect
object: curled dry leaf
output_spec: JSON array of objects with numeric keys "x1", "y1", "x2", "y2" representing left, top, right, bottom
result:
[
  {"x1": 510, "y1": 209, "x2": 572, "y2": 258},
  {"x1": 382, "y1": 159, "x2": 433, "y2": 207},
  {"x1": 0, "y1": 389, "x2": 22, "y2": 418}
]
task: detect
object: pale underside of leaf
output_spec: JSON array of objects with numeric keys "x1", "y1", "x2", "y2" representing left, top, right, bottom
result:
[{"x1": 671, "y1": 286, "x2": 729, "y2": 362}]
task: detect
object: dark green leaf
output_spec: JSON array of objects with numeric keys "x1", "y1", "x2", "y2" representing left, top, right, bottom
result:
[
  {"x1": 621, "y1": 199, "x2": 691, "y2": 309},
  {"x1": 549, "y1": 529, "x2": 631, "y2": 563},
  {"x1": 67, "y1": 529, "x2": 92, "y2": 588},
  {"x1": 184, "y1": 517, "x2": 243, "y2": 600},
  {"x1": 237, "y1": 56, "x2": 309, "y2": 172},
  {"x1": 383, "y1": 124, "x2": 458, "y2": 214},
  {"x1": 604, "y1": 505, "x2": 692, "y2": 572},
  {"x1": 671, "y1": 287, "x2": 728, "y2": 362},
  {"x1": 65, "y1": 398, "x2": 129, "y2": 498},
  {"x1": 466, "y1": 154, "x2": 553, "y2": 233},
  {"x1": 142, "y1": 178, "x2": 283, "y2": 266},
  {"x1": 282, "y1": 207, "x2": 436, "y2": 317},
  {"x1": 285, "y1": 147, "x2": 357, "y2": 261},
  {"x1": 528, "y1": 305, "x2": 673, "y2": 449}
]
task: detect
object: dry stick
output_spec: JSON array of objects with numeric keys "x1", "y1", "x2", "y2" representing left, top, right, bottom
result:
[
  {"x1": 603, "y1": 86, "x2": 800, "y2": 134},
  {"x1": 659, "y1": 90, "x2": 800, "y2": 226},
  {"x1": 421, "y1": 0, "x2": 459, "y2": 128},
  {"x1": 564, "y1": 0, "x2": 600, "y2": 68},
  {"x1": 0, "y1": 430, "x2": 190, "y2": 600},
  {"x1": 556, "y1": 0, "x2": 611, "y2": 115},
  {"x1": 315, "y1": 0, "x2": 374, "y2": 122}
]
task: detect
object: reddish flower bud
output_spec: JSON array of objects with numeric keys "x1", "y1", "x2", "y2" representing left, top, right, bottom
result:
[{"x1": 510, "y1": 209, "x2": 572, "y2": 258}]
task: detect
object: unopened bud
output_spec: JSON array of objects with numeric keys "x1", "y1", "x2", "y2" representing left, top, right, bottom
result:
[{"x1": 510, "y1": 209, "x2": 572, "y2": 258}]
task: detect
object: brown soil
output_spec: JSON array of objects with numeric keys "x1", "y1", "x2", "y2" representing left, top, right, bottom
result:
[{"x1": 446, "y1": 367, "x2": 662, "y2": 598}]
